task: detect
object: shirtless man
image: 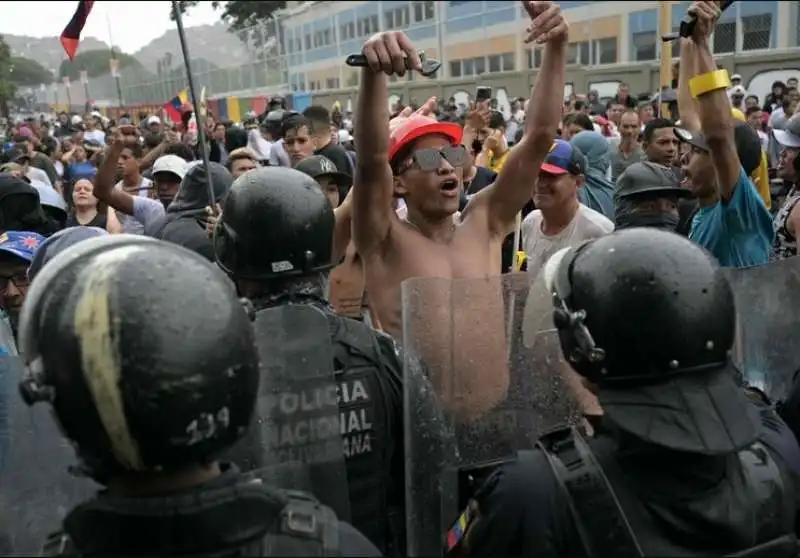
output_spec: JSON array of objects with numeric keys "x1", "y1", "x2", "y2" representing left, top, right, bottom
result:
[{"x1": 353, "y1": 0, "x2": 568, "y2": 412}]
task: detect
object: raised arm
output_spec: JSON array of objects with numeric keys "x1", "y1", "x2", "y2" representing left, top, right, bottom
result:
[
  {"x1": 93, "y1": 125, "x2": 141, "y2": 216},
  {"x1": 483, "y1": 1, "x2": 568, "y2": 235},
  {"x1": 676, "y1": 38, "x2": 700, "y2": 133},
  {"x1": 688, "y1": 1, "x2": 739, "y2": 201},
  {"x1": 351, "y1": 32, "x2": 422, "y2": 257}
]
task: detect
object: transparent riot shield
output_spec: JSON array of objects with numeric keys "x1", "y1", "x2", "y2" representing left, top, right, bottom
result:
[
  {"x1": 403, "y1": 273, "x2": 581, "y2": 557},
  {"x1": 0, "y1": 355, "x2": 98, "y2": 555},
  {"x1": 241, "y1": 304, "x2": 350, "y2": 522},
  {"x1": 723, "y1": 258, "x2": 800, "y2": 402}
]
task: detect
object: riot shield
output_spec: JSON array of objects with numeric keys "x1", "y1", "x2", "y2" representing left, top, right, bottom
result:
[
  {"x1": 243, "y1": 304, "x2": 350, "y2": 522},
  {"x1": 724, "y1": 258, "x2": 800, "y2": 402},
  {"x1": 403, "y1": 273, "x2": 581, "y2": 557},
  {"x1": 0, "y1": 354, "x2": 98, "y2": 555}
]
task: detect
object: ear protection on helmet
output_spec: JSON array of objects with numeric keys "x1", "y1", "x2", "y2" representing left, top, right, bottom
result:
[{"x1": 547, "y1": 240, "x2": 607, "y2": 382}]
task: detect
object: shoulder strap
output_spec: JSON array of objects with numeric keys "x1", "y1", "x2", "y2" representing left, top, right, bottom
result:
[
  {"x1": 536, "y1": 427, "x2": 644, "y2": 558},
  {"x1": 263, "y1": 490, "x2": 341, "y2": 557}
]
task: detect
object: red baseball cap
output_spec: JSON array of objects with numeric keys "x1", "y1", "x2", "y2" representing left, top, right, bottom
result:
[{"x1": 389, "y1": 115, "x2": 463, "y2": 163}]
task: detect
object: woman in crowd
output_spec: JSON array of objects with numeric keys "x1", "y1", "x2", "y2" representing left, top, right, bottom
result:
[{"x1": 65, "y1": 178, "x2": 122, "y2": 234}]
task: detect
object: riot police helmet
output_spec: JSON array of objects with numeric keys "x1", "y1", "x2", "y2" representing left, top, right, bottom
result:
[
  {"x1": 213, "y1": 166, "x2": 335, "y2": 280},
  {"x1": 18, "y1": 235, "x2": 259, "y2": 482},
  {"x1": 542, "y1": 228, "x2": 759, "y2": 454}
]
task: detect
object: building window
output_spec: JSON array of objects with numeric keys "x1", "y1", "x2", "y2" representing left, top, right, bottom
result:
[
  {"x1": 742, "y1": 14, "x2": 771, "y2": 51},
  {"x1": 501, "y1": 52, "x2": 515, "y2": 72},
  {"x1": 413, "y1": 1, "x2": 435, "y2": 23},
  {"x1": 462, "y1": 58, "x2": 475, "y2": 76},
  {"x1": 326, "y1": 78, "x2": 340, "y2": 89},
  {"x1": 632, "y1": 31, "x2": 656, "y2": 61},
  {"x1": 340, "y1": 22, "x2": 355, "y2": 41},
  {"x1": 579, "y1": 41, "x2": 590, "y2": 65},
  {"x1": 449, "y1": 60, "x2": 461, "y2": 78},
  {"x1": 670, "y1": 27, "x2": 681, "y2": 58},
  {"x1": 346, "y1": 72, "x2": 359, "y2": 87},
  {"x1": 713, "y1": 20, "x2": 736, "y2": 54},
  {"x1": 357, "y1": 15, "x2": 379, "y2": 37},
  {"x1": 474, "y1": 56, "x2": 485, "y2": 75},
  {"x1": 488, "y1": 54, "x2": 502, "y2": 73},
  {"x1": 385, "y1": 6, "x2": 410, "y2": 28},
  {"x1": 566, "y1": 43, "x2": 578, "y2": 64},
  {"x1": 527, "y1": 48, "x2": 544, "y2": 69},
  {"x1": 304, "y1": 34, "x2": 312, "y2": 50},
  {"x1": 595, "y1": 37, "x2": 617, "y2": 64}
]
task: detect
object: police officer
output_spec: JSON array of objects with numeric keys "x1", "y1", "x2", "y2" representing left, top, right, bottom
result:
[
  {"x1": 213, "y1": 166, "x2": 406, "y2": 556},
  {"x1": 16, "y1": 235, "x2": 380, "y2": 557},
  {"x1": 450, "y1": 228, "x2": 799, "y2": 557}
]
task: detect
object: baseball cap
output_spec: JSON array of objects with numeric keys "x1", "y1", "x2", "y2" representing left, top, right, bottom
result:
[
  {"x1": 5, "y1": 147, "x2": 30, "y2": 164},
  {"x1": 729, "y1": 84, "x2": 746, "y2": 96},
  {"x1": 338, "y1": 129, "x2": 353, "y2": 143},
  {"x1": 0, "y1": 231, "x2": 45, "y2": 263},
  {"x1": 731, "y1": 73, "x2": 742, "y2": 81},
  {"x1": 147, "y1": 115, "x2": 161, "y2": 126},
  {"x1": 27, "y1": 226, "x2": 109, "y2": 281},
  {"x1": 294, "y1": 155, "x2": 352, "y2": 188},
  {"x1": 153, "y1": 154, "x2": 189, "y2": 180},
  {"x1": 616, "y1": 161, "x2": 692, "y2": 200},
  {"x1": 773, "y1": 114, "x2": 800, "y2": 149},
  {"x1": 540, "y1": 139, "x2": 587, "y2": 175},
  {"x1": 389, "y1": 115, "x2": 463, "y2": 163},
  {"x1": 674, "y1": 121, "x2": 762, "y2": 176}
]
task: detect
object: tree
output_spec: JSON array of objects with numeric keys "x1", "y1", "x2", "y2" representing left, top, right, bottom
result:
[
  {"x1": 0, "y1": 36, "x2": 16, "y2": 118},
  {"x1": 171, "y1": 1, "x2": 286, "y2": 32},
  {"x1": 8, "y1": 56, "x2": 53, "y2": 86},
  {"x1": 59, "y1": 49, "x2": 144, "y2": 81}
]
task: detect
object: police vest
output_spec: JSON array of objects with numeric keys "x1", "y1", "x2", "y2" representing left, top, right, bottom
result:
[
  {"x1": 537, "y1": 427, "x2": 799, "y2": 558},
  {"x1": 324, "y1": 312, "x2": 405, "y2": 556},
  {"x1": 40, "y1": 488, "x2": 341, "y2": 557}
]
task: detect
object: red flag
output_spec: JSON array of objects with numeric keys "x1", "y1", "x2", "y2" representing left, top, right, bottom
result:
[{"x1": 60, "y1": 0, "x2": 95, "y2": 61}]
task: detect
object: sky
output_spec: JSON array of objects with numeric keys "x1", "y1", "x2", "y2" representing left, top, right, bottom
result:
[{"x1": 0, "y1": 1, "x2": 221, "y2": 54}]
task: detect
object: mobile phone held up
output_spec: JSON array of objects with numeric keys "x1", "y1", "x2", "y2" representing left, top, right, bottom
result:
[{"x1": 476, "y1": 86, "x2": 492, "y2": 104}]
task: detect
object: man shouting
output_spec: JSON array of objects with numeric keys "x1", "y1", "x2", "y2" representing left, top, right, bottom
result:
[{"x1": 352, "y1": 0, "x2": 569, "y2": 413}]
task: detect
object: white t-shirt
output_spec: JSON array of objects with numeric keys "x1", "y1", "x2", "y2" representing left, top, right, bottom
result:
[
  {"x1": 521, "y1": 204, "x2": 614, "y2": 277},
  {"x1": 84, "y1": 129, "x2": 106, "y2": 145},
  {"x1": 114, "y1": 177, "x2": 154, "y2": 234}
]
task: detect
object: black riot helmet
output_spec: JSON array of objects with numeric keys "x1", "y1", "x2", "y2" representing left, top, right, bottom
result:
[
  {"x1": 214, "y1": 167, "x2": 335, "y2": 281},
  {"x1": 546, "y1": 228, "x2": 735, "y2": 385},
  {"x1": 18, "y1": 235, "x2": 259, "y2": 483}
]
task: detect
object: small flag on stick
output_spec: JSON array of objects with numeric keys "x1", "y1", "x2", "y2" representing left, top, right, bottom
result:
[{"x1": 61, "y1": 1, "x2": 95, "y2": 61}]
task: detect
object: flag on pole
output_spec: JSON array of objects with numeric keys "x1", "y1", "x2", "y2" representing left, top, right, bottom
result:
[
  {"x1": 61, "y1": 0, "x2": 95, "y2": 61},
  {"x1": 163, "y1": 89, "x2": 190, "y2": 122}
]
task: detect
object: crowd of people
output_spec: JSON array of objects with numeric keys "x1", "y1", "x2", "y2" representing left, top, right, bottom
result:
[{"x1": 0, "y1": 0, "x2": 800, "y2": 556}]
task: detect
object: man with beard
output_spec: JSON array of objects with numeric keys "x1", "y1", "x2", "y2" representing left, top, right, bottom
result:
[{"x1": 352, "y1": 0, "x2": 569, "y2": 341}]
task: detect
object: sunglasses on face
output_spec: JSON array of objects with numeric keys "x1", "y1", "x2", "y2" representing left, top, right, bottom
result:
[
  {"x1": 0, "y1": 273, "x2": 29, "y2": 292},
  {"x1": 399, "y1": 145, "x2": 468, "y2": 173}
]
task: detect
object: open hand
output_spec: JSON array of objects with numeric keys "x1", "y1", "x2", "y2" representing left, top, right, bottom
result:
[
  {"x1": 361, "y1": 31, "x2": 422, "y2": 76},
  {"x1": 522, "y1": 1, "x2": 569, "y2": 45},
  {"x1": 687, "y1": 1, "x2": 720, "y2": 44}
]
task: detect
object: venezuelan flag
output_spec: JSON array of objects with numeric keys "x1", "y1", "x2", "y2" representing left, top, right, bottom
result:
[
  {"x1": 163, "y1": 89, "x2": 190, "y2": 122},
  {"x1": 61, "y1": 0, "x2": 95, "y2": 61}
]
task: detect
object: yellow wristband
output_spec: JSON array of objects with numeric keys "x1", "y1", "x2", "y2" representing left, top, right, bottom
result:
[{"x1": 688, "y1": 69, "x2": 731, "y2": 99}]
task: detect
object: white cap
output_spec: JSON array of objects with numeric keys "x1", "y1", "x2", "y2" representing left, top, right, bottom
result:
[
  {"x1": 152, "y1": 154, "x2": 189, "y2": 180},
  {"x1": 70, "y1": 115, "x2": 82, "y2": 125},
  {"x1": 773, "y1": 115, "x2": 800, "y2": 149},
  {"x1": 730, "y1": 85, "x2": 746, "y2": 96},
  {"x1": 731, "y1": 73, "x2": 742, "y2": 81},
  {"x1": 147, "y1": 115, "x2": 161, "y2": 125},
  {"x1": 90, "y1": 111, "x2": 102, "y2": 119},
  {"x1": 338, "y1": 129, "x2": 353, "y2": 143}
]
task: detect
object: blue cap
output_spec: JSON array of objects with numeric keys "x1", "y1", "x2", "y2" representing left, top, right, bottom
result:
[
  {"x1": 541, "y1": 139, "x2": 587, "y2": 176},
  {"x1": 27, "y1": 227, "x2": 109, "y2": 281},
  {"x1": 0, "y1": 231, "x2": 45, "y2": 263}
]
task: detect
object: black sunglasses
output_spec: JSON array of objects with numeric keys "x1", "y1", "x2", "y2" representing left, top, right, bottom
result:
[{"x1": 399, "y1": 145, "x2": 468, "y2": 173}]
